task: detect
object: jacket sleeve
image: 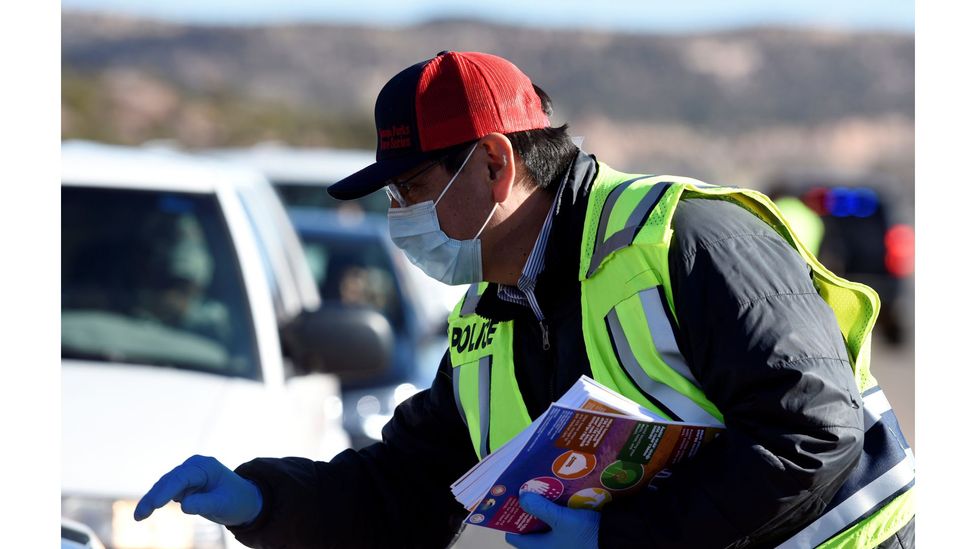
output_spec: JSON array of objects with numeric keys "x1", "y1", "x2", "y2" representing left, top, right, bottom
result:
[
  {"x1": 227, "y1": 350, "x2": 477, "y2": 549},
  {"x1": 599, "y1": 198, "x2": 865, "y2": 548}
]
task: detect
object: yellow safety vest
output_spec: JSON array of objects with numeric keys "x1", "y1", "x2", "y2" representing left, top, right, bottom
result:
[{"x1": 449, "y1": 163, "x2": 914, "y2": 548}]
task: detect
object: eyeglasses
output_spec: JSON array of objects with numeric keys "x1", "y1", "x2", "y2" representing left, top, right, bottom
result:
[{"x1": 385, "y1": 159, "x2": 442, "y2": 206}]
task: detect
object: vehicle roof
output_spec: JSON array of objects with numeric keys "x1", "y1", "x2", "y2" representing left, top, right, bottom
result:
[
  {"x1": 62, "y1": 140, "x2": 270, "y2": 193},
  {"x1": 203, "y1": 144, "x2": 374, "y2": 185}
]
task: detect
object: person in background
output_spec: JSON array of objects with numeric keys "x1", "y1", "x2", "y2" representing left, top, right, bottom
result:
[{"x1": 134, "y1": 213, "x2": 230, "y2": 343}]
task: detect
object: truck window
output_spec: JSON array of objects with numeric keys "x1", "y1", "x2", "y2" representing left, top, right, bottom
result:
[{"x1": 61, "y1": 186, "x2": 261, "y2": 380}]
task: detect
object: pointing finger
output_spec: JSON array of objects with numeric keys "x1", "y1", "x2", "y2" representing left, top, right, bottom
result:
[{"x1": 134, "y1": 463, "x2": 208, "y2": 521}]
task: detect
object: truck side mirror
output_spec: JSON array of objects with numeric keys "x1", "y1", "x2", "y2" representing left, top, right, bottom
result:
[{"x1": 282, "y1": 304, "x2": 394, "y2": 383}]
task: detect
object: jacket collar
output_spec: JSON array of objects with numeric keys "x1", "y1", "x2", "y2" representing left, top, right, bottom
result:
[{"x1": 475, "y1": 149, "x2": 599, "y2": 321}]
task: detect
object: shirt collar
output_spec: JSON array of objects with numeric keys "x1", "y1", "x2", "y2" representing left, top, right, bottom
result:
[{"x1": 495, "y1": 172, "x2": 567, "y2": 318}]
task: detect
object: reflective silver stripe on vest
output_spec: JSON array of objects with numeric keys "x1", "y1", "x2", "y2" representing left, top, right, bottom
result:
[
  {"x1": 452, "y1": 365, "x2": 467, "y2": 428},
  {"x1": 593, "y1": 177, "x2": 643, "y2": 253},
  {"x1": 461, "y1": 283, "x2": 482, "y2": 316},
  {"x1": 863, "y1": 389, "x2": 892, "y2": 432},
  {"x1": 777, "y1": 453, "x2": 916, "y2": 549},
  {"x1": 637, "y1": 288, "x2": 700, "y2": 389},
  {"x1": 452, "y1": 284, "x2": 483, "y2": 428},
  {"x1": 588, "y1": 177, "x2": 661, "y2": 277},
  {"x1": 606, "y1": 308, "x2": 719, "y2": 425},
  {"x1": 478, "y1": 355, "x2": 492, "y2": 458}
]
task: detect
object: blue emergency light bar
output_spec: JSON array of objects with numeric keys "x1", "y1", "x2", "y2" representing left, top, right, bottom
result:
[{"x1": 818, "y1": 187, "x2": 879, "y2": 218}]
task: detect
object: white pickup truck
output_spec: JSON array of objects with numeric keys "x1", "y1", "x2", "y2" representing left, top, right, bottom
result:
[{"x1": 61, "y1": 141, "x2": 394, "y2": 549}]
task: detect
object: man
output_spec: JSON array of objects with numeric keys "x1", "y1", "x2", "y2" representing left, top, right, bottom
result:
[{"x1": 135, "y1": 51, "x2": 915, "y2": 548}]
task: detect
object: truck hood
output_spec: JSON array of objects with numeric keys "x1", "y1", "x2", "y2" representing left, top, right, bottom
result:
[{"x1": 62, "y1": 360, "x2": 298, "y2": 499}]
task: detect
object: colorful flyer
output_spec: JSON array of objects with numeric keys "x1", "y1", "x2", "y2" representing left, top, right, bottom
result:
[{"x1": 465, "y1": 405, "x2": 722, "y2": 534}]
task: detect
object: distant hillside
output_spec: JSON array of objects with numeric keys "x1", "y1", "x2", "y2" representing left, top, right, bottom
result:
[{"x1": 61, "y1": 12, "x2": 914, "y2": 201}]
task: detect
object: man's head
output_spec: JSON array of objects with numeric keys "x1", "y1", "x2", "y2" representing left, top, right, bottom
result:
[
  {"x1": 329, "y1": 51, "x2": 579, "y2": 285},
  {"x1": 328, "y1": 51, "x2": 576, "y2": 200}
]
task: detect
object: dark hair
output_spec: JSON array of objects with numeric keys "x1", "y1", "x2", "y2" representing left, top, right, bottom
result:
[{"x1": 440, "y1": 85, "x2": 578, "y2": 190}]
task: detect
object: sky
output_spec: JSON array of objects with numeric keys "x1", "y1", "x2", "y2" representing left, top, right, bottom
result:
[{"x1": 61, "y1": 0, "x2": 914, "y2": 33}]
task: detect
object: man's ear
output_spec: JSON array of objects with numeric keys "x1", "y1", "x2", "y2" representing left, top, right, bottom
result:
[{"x1": 480, "y1": 133, "x2": 516, "y2": 204}]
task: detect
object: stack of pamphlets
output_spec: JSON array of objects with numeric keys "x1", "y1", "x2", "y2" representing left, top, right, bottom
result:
[{"x1": 451, "y1": 376, "x2": 723, "y2": 534}]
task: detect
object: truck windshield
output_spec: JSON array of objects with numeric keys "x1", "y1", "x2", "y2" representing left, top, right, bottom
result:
[
  {"x1": 61, "y1": 186, "x2": 260, "y2": 380},
  {"x1": 301, "y1": 233, "x2": 404, "y2": 331}
]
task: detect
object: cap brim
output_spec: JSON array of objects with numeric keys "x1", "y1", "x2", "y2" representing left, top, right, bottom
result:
[{"x1": 327, "y1": 154, "x2": 432, "y2": 200}]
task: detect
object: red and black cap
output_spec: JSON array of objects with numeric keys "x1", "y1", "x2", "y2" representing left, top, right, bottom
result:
[{"x1": 328, "y1": 51, "x2": 551, "y2": 200}]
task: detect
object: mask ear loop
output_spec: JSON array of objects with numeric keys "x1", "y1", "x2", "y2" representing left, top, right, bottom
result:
[
  {"x1": 434, "y1": 142, "x2": 480, "y2": 206},
  {"x1": 474, "y1": 202, "x2": 499, "y2": 239}
]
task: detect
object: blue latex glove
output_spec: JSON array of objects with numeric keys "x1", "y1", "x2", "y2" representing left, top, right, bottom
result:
[
  {"x1": 505, "y1": 492, "x2": 600, "y2": 549},
  {"x1": 133, "y1": 455, "x2": 263, "y2": 526}
]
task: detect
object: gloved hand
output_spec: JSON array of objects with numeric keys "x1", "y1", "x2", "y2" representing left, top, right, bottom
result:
[
  {"x1": 133, "y1": 454, "x2": 263, "y2": 526},
  {"x1": 504, "y1": 492, "x2": 600, "y2": 549}
]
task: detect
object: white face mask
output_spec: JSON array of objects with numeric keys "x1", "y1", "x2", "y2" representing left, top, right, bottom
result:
[{"x1": 387, "y1": 144, "x2": 499, "y2": 285}]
